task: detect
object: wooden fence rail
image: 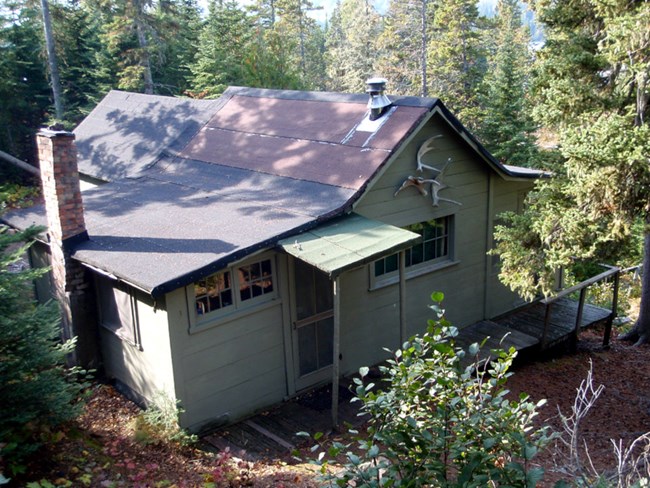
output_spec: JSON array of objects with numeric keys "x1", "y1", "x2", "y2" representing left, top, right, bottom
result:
[{"x1": 540, "y1": 265, "x2": 620, "y2": 349}]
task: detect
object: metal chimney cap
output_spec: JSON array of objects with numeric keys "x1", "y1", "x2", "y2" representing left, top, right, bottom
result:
[
  {"x1": 366, "y1": 77, "x2": 388, "y2": 92},
  {"x1": 366, "y1": 77, "x2": 392, "y2": 120}
]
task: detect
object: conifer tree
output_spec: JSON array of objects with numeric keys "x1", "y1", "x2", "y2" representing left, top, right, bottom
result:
[
  {"x1": 274, "y1": 0, "x2": 325, "y2": 89},
  {"x1": 0, "y1": 1, "x2": 51, "y2": 161},
  {"x1": 476, "y1": 0, "x2": 538, "y2": 167},
  {"x1": 96, "y1": 0, "x2": 190, "y2": 94},
  {"x1": 493, "y1": 0, "x2": 650, "y2": 343},
  {"x1": 324, "y1": 0, "x2": 381, "y2": 93},
  {"x1": 50, "y1": 0, "x2": 103, "y2": 122},
  {"x1": 190, "y1": 0, "x2": 251, "y2": 97},
  {"x1": 375, "y1": 0, "x2": 434, "y2": 96},
  {"x1": 242, "y1": 26, "x2": 303, "y2": 89},
  {"x1": 151, "y1": 0, "x2": 202, "y2": 96},
  {"x1": 0, "y1": 225, "x2": 86, "y2": 472},
  {"x1": 427, "y1": 0, "x2": 488, "y2": 128}
]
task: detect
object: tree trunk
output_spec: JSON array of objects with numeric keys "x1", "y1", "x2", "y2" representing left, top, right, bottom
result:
[
  {"x1": 40, "y1": 0, "x2": 64, "y2": 119},
  {"x1": 298, "y1": 5, "x2": 306, "y2": 78},
  {"x1": 135, "y1": 18, "x2": 155, "y2": 94},
  {"x1": 420, "y1": 0, "x2": 428, "y2": 97},
  {"x1": 620, "y1": 219, "x2": 650, "y2": 345}
]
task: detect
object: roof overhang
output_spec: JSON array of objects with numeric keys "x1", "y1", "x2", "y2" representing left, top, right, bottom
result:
[
  {"x1": 430, "y1": 104, "x2": 548, "y2": 181},
  {"x1": 279, "y1": 213, "x2": 420, "y2": 279}
]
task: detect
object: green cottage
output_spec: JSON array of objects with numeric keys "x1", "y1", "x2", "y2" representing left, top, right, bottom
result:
[{"x1": 3, "y1": 80, "x2": 543, "y2": 431}]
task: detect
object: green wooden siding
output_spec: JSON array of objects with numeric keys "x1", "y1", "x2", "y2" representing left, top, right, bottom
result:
[
  {"x1": 341, "y1": 112, "x2": 532, "y2": 375},
  {"x1": 165, "y1": 253, "x2": 290, "y2": 431},
  {"x1": 99, "y1": 283, "x2": 176, "y2": 404}
]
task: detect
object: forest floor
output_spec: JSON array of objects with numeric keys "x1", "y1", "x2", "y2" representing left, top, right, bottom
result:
[{"x1": 10, "y1": 325, "x2": 650, "y2": 488}]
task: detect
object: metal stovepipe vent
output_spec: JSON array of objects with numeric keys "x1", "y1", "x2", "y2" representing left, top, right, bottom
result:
[{"x1": 366, "y1": 77, "x2": 392, "y2": 120}]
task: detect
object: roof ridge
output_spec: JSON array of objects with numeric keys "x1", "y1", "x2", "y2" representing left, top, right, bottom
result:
[{"x1": 224, "y1": 86, "x2": 438, "y2": 108}]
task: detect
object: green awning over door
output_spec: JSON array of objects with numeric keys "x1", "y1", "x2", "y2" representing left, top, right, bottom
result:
[{"x1": 278, "y1": 213, "x2": 421, "y2": 278}]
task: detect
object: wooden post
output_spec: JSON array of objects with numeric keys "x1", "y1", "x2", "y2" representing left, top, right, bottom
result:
[
  {"x1": 331, "y1": 276, "x2": 341, "y2": 429},
  {"x1": 541, "y1": 302, "x2": 552, "y2": 350},
  {"x1": 573, "y1": 288, "x2": 587, "y2": 352},
  {"x1": 603, "y1": 270, "x2": 620, "y2": 348},
  {"x1": 399, "y1": 250, "x2": 406, "y2": 346}
]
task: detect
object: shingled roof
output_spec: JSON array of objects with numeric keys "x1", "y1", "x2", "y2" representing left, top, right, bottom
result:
[{"x1": 4, "y1": 87, "x2": 542, "y2": 297}]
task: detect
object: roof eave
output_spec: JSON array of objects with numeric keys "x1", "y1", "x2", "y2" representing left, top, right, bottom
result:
[{"x1": 430, "y1": 103, "x2": 546, "y2": 181}]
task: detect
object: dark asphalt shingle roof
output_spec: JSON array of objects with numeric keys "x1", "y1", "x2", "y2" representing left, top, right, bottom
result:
[
  {"x1": 3, "y1": 86, "x2": 544, "y2": 296},
  {"x1": 73, "y1": 158, "x2": 356, "y2": 295},
  {"x1": 74, "y1": 91, "x2": 223, "y2": 181}
]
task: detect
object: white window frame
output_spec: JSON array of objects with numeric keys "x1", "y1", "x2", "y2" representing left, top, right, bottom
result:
[
  {"x1": 188, "y1": 254, "x2": 278, "y2": 331},
  {"x1": 370, "y1": 215, "x2": 458, "y2": 290}
]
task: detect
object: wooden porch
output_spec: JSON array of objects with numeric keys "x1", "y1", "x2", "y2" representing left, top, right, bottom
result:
[{"x1": 457, "y1": 265, "x2": 621, "y2": 356}]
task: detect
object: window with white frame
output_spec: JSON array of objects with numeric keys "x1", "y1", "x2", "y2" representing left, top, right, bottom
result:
[
  {"x1": 195, "y1": 270, "x2": 234, "y2": 315},
  {"x1": 194, "y1": 257, "x2": 276, "y2": 321},
  {"x1": 373, "y1": 216, "x2": 453, "y2": 280}
]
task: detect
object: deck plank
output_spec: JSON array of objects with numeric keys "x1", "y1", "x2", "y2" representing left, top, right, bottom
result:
[{"x1": 456, "y1": 299, "x2": 612, "y2": 356}]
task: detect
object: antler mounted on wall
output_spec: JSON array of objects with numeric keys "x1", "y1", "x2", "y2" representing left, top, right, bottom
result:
[{"x1": 394, "y1": 135, "x2": 462, "y2": 207}]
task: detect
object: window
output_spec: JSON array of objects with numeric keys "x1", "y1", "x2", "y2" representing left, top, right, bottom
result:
[
  {"x1": 193, "y1": 257, "x2": 276, "y2": 322},
  {"x1": 239, "y1": 259, "x2": 274, "y2": 302},
  {"x1": 373, "y1": 216, "x2": 453, "y2": 280},
  {"x1": 96, "y1": 275, "x2": 140, "y2": 347},
  {"x1": 195, "y1": 270, "x2": 233, "y2": 315}
]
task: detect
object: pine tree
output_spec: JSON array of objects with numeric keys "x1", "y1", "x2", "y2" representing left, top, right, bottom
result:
[
  {"x1": 324, "y1": 0, "x2": 381, "y2": 93},
  {"x1": 476, "y1": 0, "x2": 538, "y2": 167},
  {"x1": 190, "y1": 0, "x2": 252, "y2": 97},
  {"x1": 50, "y1": 0, "x2": 104, "y2": 123},
  {"x1": 151, "y1": 0, "x2": 202, "y2": 96},
  {"x1": 242, "y1": 26, "x2": 303, "y2": 89},
  {"x1": 493, "y1": 0, "x2": 650, "y2": 343},
  {"x1": 0, "y1": 225, "x2": 86, "y2": 472},
  {"x1": 0, "y1": 1, "x2": 51, "y2": 162},
  {"x1": 273, "y1": 0, "x2": 325, "y2": 89},
  {"x1": 95, "y1": 0, "x2": 162, "y2": 94},
  {"x1": 427, "y1": 0, "x2": 488, "y2": 128},
  {"x1": 375, "y1": 0, "x2": 434, "y2": 96}
]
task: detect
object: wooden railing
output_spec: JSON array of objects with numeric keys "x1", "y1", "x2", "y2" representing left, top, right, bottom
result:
[{"x1": 540, "y1": 265, "x2": 621, "y2": 350}]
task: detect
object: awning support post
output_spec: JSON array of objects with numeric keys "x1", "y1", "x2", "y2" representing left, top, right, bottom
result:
[
  {"x1": 331, "y1": 276, "x2": 341, "y2": 429},
  {"x1": 399, "y1": 250, "x2": 406, "y2": 345}
]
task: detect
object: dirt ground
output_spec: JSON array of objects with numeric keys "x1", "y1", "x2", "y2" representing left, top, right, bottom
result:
[{"x1": 9, "y1": 325, "x2": 650, "y2": 487}]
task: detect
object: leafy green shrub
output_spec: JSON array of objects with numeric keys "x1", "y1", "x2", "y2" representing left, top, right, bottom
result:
[
  {"x1": 0, "y1": 226, "x2": 88, "y2": 476},
  {"x1": 305, "y1": 292, "x2": 551, "y2": 487},
  {"x1": 133, "y1": 391, "x2": 196, "y2": 446},
  {"x1": 0, "y1": 183, "x2": 39, "y2": 210}
]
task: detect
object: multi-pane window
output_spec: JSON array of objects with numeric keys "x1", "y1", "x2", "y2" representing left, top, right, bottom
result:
[
  {"x1": 195, "y1": 271, "x2": 233, "y2": 315},
  {"x1": 194, "y1": 258, "x2": 275, "y2": 319},
  {"x1": 239, "y1": 259, "x2": 274, "y2": 302},
  {"x1": 374, "y1": 216, "x2": 451, "y2": 277}
]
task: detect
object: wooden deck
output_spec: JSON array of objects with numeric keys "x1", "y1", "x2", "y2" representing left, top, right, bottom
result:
[{"x1": 457, "y1": 297, "x2": 613, "y2": 356}]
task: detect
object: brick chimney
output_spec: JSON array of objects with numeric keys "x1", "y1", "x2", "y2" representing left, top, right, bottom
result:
[{"x1": 38, "y1": 129, "x2": 99, "y2": 367}]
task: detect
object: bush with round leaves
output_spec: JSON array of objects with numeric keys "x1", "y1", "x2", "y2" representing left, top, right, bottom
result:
[{"x1": 304, "y1": 292, "x2": 551, "y2": 487}]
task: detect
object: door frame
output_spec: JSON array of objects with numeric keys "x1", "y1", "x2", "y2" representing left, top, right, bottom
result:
[{"x1": 287, "y1": 256, "x2": 335, "y2": 391}]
